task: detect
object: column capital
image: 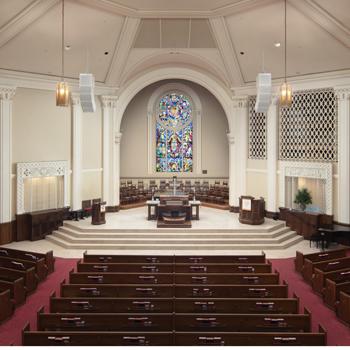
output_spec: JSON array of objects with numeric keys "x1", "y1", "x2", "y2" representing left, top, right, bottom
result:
[
  {"x1": 0, "y1": 86, "x2": 16, "y2": 100},
  {"x1": 115, "y1": 132, "x2": 122, "y2": 144},
  {"x1": 101, "y1": 95, "x2": 118, "y2": 108},
  {"x1": 232, "y1": 95, "x2": 249, "y2": 109},
  {"x1": 334, "y1": 87, "x2": 350, "y2": 100},
  {"x1": 71, "y1": 93, "x2": 80, "y2": 106},
  {"x1": 227, "y1": 133, "x2": 235, "y2": 145}
]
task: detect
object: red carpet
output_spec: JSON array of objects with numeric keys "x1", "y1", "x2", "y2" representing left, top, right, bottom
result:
[
  {"x1": 0, "y1": 257, "x2": 78, "y2": 346},
  {"x1": 271, "y1": 257, "x2": 350, "y2": 346},
  {"x1": 1, "y1": 256, "x2": 350, "y2": 345}
]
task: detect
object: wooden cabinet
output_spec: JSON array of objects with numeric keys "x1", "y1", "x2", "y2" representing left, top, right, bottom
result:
[{"x1": 16, "y1": 208, "x2": 69, "y2": 241}]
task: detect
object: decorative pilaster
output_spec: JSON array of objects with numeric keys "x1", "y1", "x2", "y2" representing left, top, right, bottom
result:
[
  {"x1": 71, "y1": 94, "x2": 82, "y2": 211},
  {"x1": 101, "y1": 96, "x2": 118, "y2": 210},
  {"x1": 114, "y1": 132, "x2": 122, "y2": 208},
  {"x1": 227, "y1": 132, "x2": 236, "y2": 209},
  {"x1": 0, "y1": 87, "x2": 16, "y2": 223},
  {"x1": 266, "y1": 96, "x2": 278, "y2": 213},
  {"x1": 233, "y1": 96, "x2": 249, "y2": 203},
  {"x1": 335, "y1": 88, "x2": 350, "y2": 224}
]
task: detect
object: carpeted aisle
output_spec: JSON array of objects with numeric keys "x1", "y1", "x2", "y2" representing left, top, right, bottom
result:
[
  {"x1": 0, "y1": 257, "x2": 78, "y2": 346},
  {"x1": 271, "y1": 257, "x2": 350, "y2": 346}
]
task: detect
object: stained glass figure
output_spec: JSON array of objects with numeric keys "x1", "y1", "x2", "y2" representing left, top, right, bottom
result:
[{"x1": 156, "y1": 93, "x2": 193, "y2": 172}]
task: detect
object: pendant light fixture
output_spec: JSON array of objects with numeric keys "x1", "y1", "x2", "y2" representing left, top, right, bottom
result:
[
  {"x1": 56, "y1": 0, "x2": 70, "y2": 106},
  {"x1": 279, "y1": 0, "x2": 292, "y2": 107}
]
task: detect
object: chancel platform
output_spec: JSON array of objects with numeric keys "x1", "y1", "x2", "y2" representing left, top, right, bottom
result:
[{"x1": 37, "y1": 207, "x2": 305, "y2": 251}]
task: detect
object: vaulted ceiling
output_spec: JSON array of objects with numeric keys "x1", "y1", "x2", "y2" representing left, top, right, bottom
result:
[{"x1": 0, "y1": 0, "x2": 349, "y2": 90}]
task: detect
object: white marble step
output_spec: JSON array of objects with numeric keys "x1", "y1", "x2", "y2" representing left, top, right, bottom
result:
[
  {"x1": 46, "y1": 234, "x2": 304, "y2": 250},
  {"x1": 51, "y1": 229, "x2": 298, "y2": 245},
  {"x1": 57, "y1": 226, "x2": 291, "y2": 239},
  {"x1": 63, "y1": 221, "x2": 286, "y2": 234}
]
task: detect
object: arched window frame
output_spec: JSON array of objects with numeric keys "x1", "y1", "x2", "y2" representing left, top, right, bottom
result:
[{"x1": 147, "y1": 83, "x2": 202, "y2": 176}]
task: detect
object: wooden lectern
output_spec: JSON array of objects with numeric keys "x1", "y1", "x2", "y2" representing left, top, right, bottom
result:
[
  {"x1": 239, "y1": 196, "x2": 265, "y2": 225},
  {"x1": 91, "y1": 201, "x2": 106, "y2": 225}
]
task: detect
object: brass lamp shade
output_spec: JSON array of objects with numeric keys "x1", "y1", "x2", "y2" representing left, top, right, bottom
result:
[
  {"x1": 279, "y1": 82, "x2": 292, "y2": 107},
  {"x1": 56, "y1": 81, "x2": 70, "y2": 106}
]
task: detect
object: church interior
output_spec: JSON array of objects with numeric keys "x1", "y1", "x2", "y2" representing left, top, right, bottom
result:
[{"x1": 0, "y1": 0, "x2": 350, "y2": 346}]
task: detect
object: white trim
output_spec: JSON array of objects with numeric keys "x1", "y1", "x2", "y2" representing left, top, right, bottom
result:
[
  {"x1": 16, "y1": 160, "x2": 69, "y2": 215},
  {"x1": 279, "y1": 161, "x2": 333, "y2": 215},
  {"x1": 82, "y1": 168, "x2": 103, "y2": 173},
  {"x1": 246, "y1": 168, "x2": 267, "y2": 174},
  {"x1": 147, "y1": 82, "x2": 202, "y2": 176}
]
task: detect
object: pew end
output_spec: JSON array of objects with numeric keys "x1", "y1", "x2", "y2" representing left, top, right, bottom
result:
[
  {"x1": 295, "y1": 251, "x2": 304, "y2": 273},
  {"x1": 45, "y1": 250, "x2": 55, "y2": 274},
  {"x1": 21, "y1": 322, "x2": 30, "y2": 345},
  {"x1": 59, "y1": 279, "x2": 66, "y2": 296},
  {"x1": 292, "y1": 292, "x2": 300, "y2": 312},
  {"x1": 318, "y1": 324, "x2": 327, "y2": 345}
]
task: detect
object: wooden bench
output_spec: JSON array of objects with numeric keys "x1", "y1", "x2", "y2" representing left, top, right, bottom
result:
[
  {"x1": 83, "y1": 253, "x2": 174, "y2": 264},
  {"x1": 313, "y1": 267, "x2": 350, "y2": 295},
  {"x1": 174, "y1": 253, "x2": 266, "y2": 264},
  {"x1": 174, "y1": 327, "x2": 326, "y2": 346},
  {"x1": 174, "y1": 309, "x2": 311, "y2": 332},
  {"x1": 174, "y1": 262, "x2": 272, "y2": 273},
  {"x1": 0, "y1": 276, "x2": 26, "y2": 306},
  {"x1": 0, "y1": 255, "x2": 47, "y2": 282},
  {"x1": 174, "y1": 272, "x2": 279, "y2": 285},
  {"x1": 336, "y1": 290, "x2": 350, "y2": 324},
  {"x1": 303, "y1": 256, "x2": 350, "y2": 285},
  {"x1": 0, "y1": 288, "x2": 14, "y2": 324},
  {"x1": 0, "y1": 266, "x2": 38, "y2": 294},
  {"x1": 324, "y1": 279, "x2": 350, "y2": 310},
  {"x1": 0, "y1": 247, "x2": 54, "y2": 275},
  {"x1": 76, "y1": 262, "x2": 174, "y2": 273}
]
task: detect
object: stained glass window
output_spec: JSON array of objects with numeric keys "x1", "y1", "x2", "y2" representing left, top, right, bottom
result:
[{"x1": 156, "y1": 93, "x2": 193, "y2": 172}]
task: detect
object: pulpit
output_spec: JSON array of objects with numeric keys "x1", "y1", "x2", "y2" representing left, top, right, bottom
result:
[
  {"x1": 239, "y1": 196, "x2": 265, "y2": 225},
  {"x1": 91, "y1": 201, "x2": 106, "y2": 225}
]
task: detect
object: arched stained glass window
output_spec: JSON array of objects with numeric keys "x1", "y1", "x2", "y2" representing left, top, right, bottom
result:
[{"x1": 156, "y1": 93, "x2": 193, "y2": 172}]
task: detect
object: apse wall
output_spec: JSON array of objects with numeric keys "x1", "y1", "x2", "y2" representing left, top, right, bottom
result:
[
  {"x1": 120, "y1": 80, "x2": 229, "y2": 179},
  {"x1": 11, "y1": 88, "x2": 103, "y2": 218}
]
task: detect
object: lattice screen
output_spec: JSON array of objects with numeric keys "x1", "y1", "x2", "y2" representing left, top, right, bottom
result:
[
  {"x1": 279, "y1": 88, "x2": 337, "y2": 162},
  {"x1": 248, "y1": 96, "x2": 267, "y2": 159}
]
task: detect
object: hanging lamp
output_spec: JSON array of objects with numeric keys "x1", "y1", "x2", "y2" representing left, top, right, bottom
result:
[
  {"x1": 279, "y1": 0, "x2": 292, "y2": 107},
  {"x1": 56, "y1": 0, "x2": 70, "y2": 106}
]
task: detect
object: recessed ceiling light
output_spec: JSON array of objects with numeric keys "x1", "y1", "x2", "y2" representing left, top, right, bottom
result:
[
  {"x1": 65, "y1": 45, "x2": 71, "y2": 50},
  {"x1": 240, "y1": 51, "x2": 245, "y2": 55},
  {"x1": 274, "y1": 42, "x2": 281, "y2": 47}
]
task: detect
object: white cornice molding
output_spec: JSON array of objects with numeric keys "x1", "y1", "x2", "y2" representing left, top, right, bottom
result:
[
  {"x1": 0, "y1": 86, "x2": 16, "y2": 100},
  {"x1": 0, "y1": 0, "x2": 60, "y2": 49},
  {"x1": 101, "y1": 95, "x2": 119, "y2": 108},
  {"x1": 0, "y1": 69, "x2": 118, "y2": 95},
  {"x1": 105, "y1": 17, "x2": 141, "y2": 85},
  {"x1": 76, "y1": 0, "x2": 277, "y2": 18},
  {"x1": 289, "y1": 0, "x2": 350, "y2": 49},
  {"x1": 209, "y1": 17, "x2": 244, "y2": 87}
]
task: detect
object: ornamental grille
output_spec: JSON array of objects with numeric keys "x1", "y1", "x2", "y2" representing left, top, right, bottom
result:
[
  {"x1": 279, "y1": 88, "x2": 337, "y2": 162},
  {"x1": 248, "y1": 96, "x2": 267, "y2": 159}
]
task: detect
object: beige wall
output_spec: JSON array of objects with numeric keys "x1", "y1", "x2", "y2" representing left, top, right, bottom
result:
[
  {"x1": 120, "y1": 80, "x2": 229, "y2": 178},
  {"x1": 11, "y1": 88, "x2": 102, "y2": 216}
]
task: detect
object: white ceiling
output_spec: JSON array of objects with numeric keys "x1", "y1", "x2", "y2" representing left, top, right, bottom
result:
[{"x1": 0, "y1": 0, "x2": 349, "y2": 88}]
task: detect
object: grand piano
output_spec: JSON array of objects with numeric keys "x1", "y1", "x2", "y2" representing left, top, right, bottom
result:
[{"x1": 318, "y1": 224, "x2": 350, "y2": 248}]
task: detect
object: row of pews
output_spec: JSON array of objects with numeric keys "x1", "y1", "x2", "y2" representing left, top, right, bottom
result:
[
  {"x1": 23, "y1": 253, "x2": 326, "y2": 346},
  {"x1": 295, "y1": 247, "x2": 350, "y2": 325},
  {"x1": 0, "y1": 247, "x2": 55, "y2": 324}
]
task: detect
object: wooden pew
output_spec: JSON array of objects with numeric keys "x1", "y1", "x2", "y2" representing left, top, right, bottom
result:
[
  {"x1": 174, "y1": 309, "x2": 311, "y2": 332},
  {"x1": 303, "y1": 256, "x2": 350, "y2": 285},
  {"x1": 174, "y1": 253, "x2": 266, "y2": 264},
  {"x1": 175, "y1": 284, "x2": 288, "y2": 298},
  {"x1": 76, "y1": 261, "x2": 272, "y2": 274},
  {"x1": 0, "y1": 255, "x2": 47, "y2": 282},
  {"x1": 0, "y1": 266, "x2": 38, "y2": 294},
  {"x1": 83, "y1": 253, "x2": 173, "y2": 264},
  {"x1": 23, "y1": 324, "x2": 173, "y2": 346},
  {"x1": 174, "y1": 272, "x2": 279, "y2": 285},
  {"x1": 0, "y1": 277, "x2": 26, "y2": 306},
  {"x1": 82, "y1": 252, "x2": 266, "y2": 264},
  {"x1": 0, "y1": 247, "x2": 54, "y2": 275},
  {"x1": 0, "y1": 288, "x2": 14, "y2": 324},
  {"x1": 336, "y1": 290, "x2": 350, "y2": 324},
  {"x1": 174, "y1": 327, "x2": 327, "y2": 346},
  {"x1": 324, "y1": 279, "x2": 350, "y2": 310},
  {"x1": 76, "y1": 262, "x2": 174, "y2": 273},
  {"x1": 174, "y1": 262, "x2": 272, "y2": 274},
  {"x1": 174, "y1": 297, "x2": 299, "y2": 314},
  {"x1": 69, "y1": 272, "x2": 174, "y2": 285},
  {"x1": 313, "y1": 267, "x2": 350, "y2": 295}
]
